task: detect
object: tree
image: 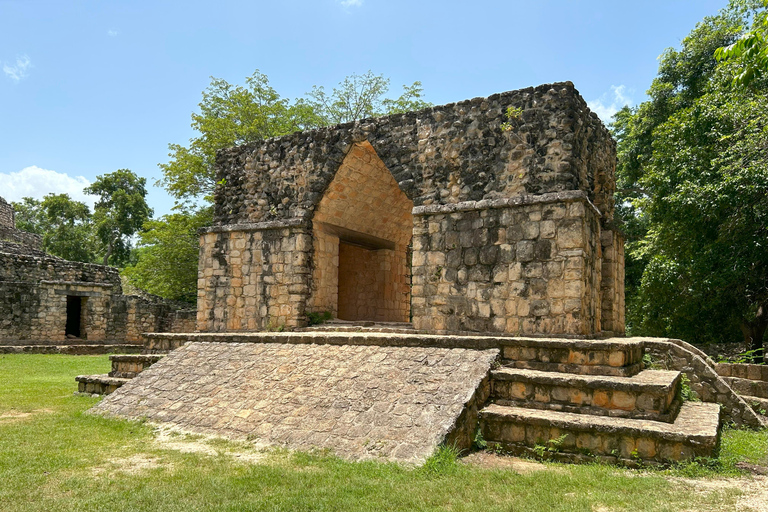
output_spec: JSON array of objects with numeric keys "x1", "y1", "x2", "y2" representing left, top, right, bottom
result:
[
  {"x1": 305, "y1": 71, "x2": 431, "y2": 125},
  {"x1": 716, "y1": 0, "x2": 768, "y2": 86},
  {"x1": 123, "y1": 208, "x2": 212, "y2": 302},
  {"x1": 11, "y1": 194, "x2": 96, "y2": 262},
  {"x1": 85, "y1": 169, "x2": 153, "y2": 266},
  {"x1": 158, "y1": 70, "x2": 431, "y2": 206},
  {"x1": 613, "y1": 0, "x2": 768, "y2": 361}
]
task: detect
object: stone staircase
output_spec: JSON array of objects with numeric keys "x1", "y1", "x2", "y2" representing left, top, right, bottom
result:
[
  {"x1": 76, "y1": 354, "x2": 163, "y2": 395},
  {"x1": 298, "y1": 320, "x2": 424, "y2": 334},
  {"x1": 715, "y1": 362, "x2": 768, "y2": 416},
  {"x1": 478, "y1": 338, "x2": 721, "y2": 465}
]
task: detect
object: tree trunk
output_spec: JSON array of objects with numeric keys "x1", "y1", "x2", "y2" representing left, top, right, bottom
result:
[
  {"x1": 102, "y1": 239, "x2": 114, "y2": 266},
  {"x1": 741, "y1": 303, "x2": 767, "y2": 364}
]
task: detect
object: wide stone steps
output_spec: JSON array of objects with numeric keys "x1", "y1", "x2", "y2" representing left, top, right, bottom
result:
[
  {"x1": 479, "y1": 401, "x2": 721, "y2": 466},
  {"x1": 500, "y1": 338, "x2": 644, "y2": 377},
  {"x1": 298, "y1": 320, "x2": 423, "y2": 334},
  {"x1": 76, "y1": 354, "x2": 163, "y2": 395},
  {"x1": 1, "y1": 344, "x2": 143, "y2": 355},
  {"x1": 490, "y1": 368, "x2": 681, "y2": 422},
  {"x1": 723, "y1": 376, "x2": 768, "y2": 399}
]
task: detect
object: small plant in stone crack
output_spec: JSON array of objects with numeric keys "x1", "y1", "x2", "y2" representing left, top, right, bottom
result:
[
  {"x1": 473, "y1": 428, "x2": 488, "y2": 450},
  {"x1": 500, "y1": 106, "x2": 523, "y2": 131},
  {"x1": 307, "y1": 310, "x2": 332, "y2": 326},
  {"x1": 430, "y1": 266, "x2": 443, "y2": 282},
  {"x1": 679, "y1": 374, "x2": 700, "y2": 402},
  {"x1": 533, "y1": 434, "x2": 569, "y2": 458}
]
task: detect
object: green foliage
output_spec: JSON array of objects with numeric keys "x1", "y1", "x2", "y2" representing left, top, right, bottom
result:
[
  {"x1": 122, "y1": 207, "x2": 212, "y2": 302},
  {"x1": 532, "y1": 434, "x2": 569, "y2": 459},
  {"x1": 716, "y1": 0, "x2": 768, "y2": 86},
  {"x1": 613, "y1": 1, "x2": 768, "y2": 357},
  {"x1": 678, "y1": 374, "x2": 700, "y2": 402},
  {"x1": 418, "y1": 444, "x2": 462, "y2": 477},
  {"x1": 11, "y1": 194, "x2": 96, "y2": 262},
  {"x1": 500, "y1": 106, "x2": 523, "y2": 131},
  {"x1": 307, "y1": 310, "x2": 333, "y2": 326},
  {"x1": 159, "y1": 70, "x2": 431, "y2": 206},
  {"x1": 85, "y1": 169, "x2": 153, "y2": 267}
]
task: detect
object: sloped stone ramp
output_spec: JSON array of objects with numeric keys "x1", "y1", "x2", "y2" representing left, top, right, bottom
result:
[{"x1": 94, "y1": 342, "x2": 499, "y2": 463}]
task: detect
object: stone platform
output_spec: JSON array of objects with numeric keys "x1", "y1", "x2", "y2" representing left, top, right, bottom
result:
[
  {"x1": 92, "y1": 332, "x2": 755, "y2": 464},
  {"x1": 94, "y1": 341, "x2": 498, "y2": 463}
]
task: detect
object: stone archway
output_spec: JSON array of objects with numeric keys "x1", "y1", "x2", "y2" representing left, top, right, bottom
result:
[{"x1": 309, "y1": 141, "x2": 413, "y2": 322}]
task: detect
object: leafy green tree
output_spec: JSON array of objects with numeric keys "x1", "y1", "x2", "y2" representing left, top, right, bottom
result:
[
  {"x1": 614, "y1": 1, "x2": 768, "y2": 360},
  {"x1": 85, "y1": 169, "x2": 153, "y2": 266},
  {"x1": 11, "y1": 194, "x2": 96, "y2": 262},
  {"x1": 123, "y1": 208, "x2": 212, "y2": 302},
  {"x1": 305, "y1": 71, "x2": 431, "y2": 125},
  {"x1": 158, "y1": 70, "x2": 431, "y2": 206},
  {"x1": 716, "y1": 0, "x2": 768, "y2": 85}
]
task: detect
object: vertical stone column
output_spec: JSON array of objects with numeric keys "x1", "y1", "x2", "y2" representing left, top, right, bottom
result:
[{"x1": 600, "y1": 229, "x2": 626, "y2": 335}]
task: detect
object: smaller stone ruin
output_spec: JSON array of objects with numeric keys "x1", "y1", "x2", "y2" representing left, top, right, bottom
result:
[{"x1": 0, "y1": 196, "x2": 195, "y2": 351}]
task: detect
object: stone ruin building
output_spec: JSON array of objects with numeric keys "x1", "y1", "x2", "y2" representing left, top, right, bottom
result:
[
  {"x1": 198, "y1": 81, "x2": 625, "y2": 337},
  {"x1": 56, "y1": 82, "x2": 768, "y2": 464},
  {"x1": 0, "y1": 196, "x2": 195, "y2": 353}
]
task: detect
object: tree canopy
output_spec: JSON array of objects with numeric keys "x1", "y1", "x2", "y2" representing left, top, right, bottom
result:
[
  {"x1": 158, "y1": 70, "x2": 431, "y2": 206},
  {"x1": 85, "y1": 169, "x2": 153, "y2": 266},
  {"x1": 12, "y1": 194, "x2": 96, "y2": 262},
  {"x1": 614, "y1": 0, "x2": 768, "y2": 360}
]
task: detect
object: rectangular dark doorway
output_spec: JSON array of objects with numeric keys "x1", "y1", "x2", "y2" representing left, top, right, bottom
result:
[{"x1": 65, "y1": 296, "x2": 83, "y2": 338}]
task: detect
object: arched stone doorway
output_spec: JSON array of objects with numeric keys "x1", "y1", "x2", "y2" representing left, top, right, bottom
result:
[{"x1": 309, "y1": 141, "x2": 413, "y2": 322}]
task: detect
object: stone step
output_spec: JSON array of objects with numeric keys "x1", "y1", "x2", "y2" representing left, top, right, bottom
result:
[
  {"x1": 76, "y1": 374, "x2": 130, "y2": 395},
  {"x1": 109, "y1": 354, "x2": 164, "y2": 378},
  {"x1": 501, "y1": 338, "x2": 644, "y2": 377},
  {"x1": 491, "y1": 368, "x2": 681, "y2": 422},
  {"x1": 0, "y1": 344, "x2": 143, "y2": 355},
  {"x1": 298, "y1": 326, "x2": 427, "y2": 334},
  {"x1": 715, "y1": 362, "x2": 768, "y2": 382},
  {"x1": 740, "y1": 395, "x2": 768, "y2": 415},
  {"x1": 723, "y1": 376, "x2": 768, "y2": 399},
  {"x1": 479, "y1": 401, "x2": 721, "y2": 465}
]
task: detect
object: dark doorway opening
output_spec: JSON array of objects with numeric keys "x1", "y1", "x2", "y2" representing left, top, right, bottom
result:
[{"x1": 65, "y1": 296, "x2": 83, "y2": 338}]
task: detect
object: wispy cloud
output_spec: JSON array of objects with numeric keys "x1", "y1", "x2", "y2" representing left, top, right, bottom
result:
[
  {"x1": 3, "y1": 55, "x2": 32, "y2": 82},
  {"x1": 587, "y1": 85, "x2": 633, "y2": 123},
  {"x1": 339, "y1": 0, "x2": 363, "y2": 7},
  {"x1": 0, "y1": 166, "x2": 96, "y2": 209},
  {"x1": 108, "y1": 29, "x2": 119, "y2": 37}
]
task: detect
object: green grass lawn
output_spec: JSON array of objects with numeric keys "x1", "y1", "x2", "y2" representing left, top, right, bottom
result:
[{"x1": 0, "y1": 354, "x2": 765, "y2": 512}]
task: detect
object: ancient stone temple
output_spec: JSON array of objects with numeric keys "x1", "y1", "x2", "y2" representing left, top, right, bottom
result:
[
  {"x1": 198, "y1": 81, "x2": 625, "y2": 337},
  {"x1": 92, "y1": 83, "x2": 763, "y2": 466},
  {"x1": 0, "y1": 197, "x2": 195, "y2": 352}
]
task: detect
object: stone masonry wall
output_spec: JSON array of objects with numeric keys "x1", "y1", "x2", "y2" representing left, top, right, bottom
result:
[
  {"x1": 0, "y1": 197, "x2": 13, "y2": 229},
  {"x1": 196, "y1": 223, "x2": 313, "y2": 332},
  {"x1": 212, "y1": 82, "x2": 615, "y2": 228},
  {"x1": 0, "y1": 249, "x2": 194, "y2": 344},
  {"x1": 411, "y1": 191, "x2": 601, "y2": 336},
  {"x1": 600, "y1": 229, "x2": 625, "y2": 335}
]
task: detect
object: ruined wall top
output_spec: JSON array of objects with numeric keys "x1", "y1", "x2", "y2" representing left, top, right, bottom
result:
[
  {"x1": 212, "y1": 81, "x2": 616, "y2": 228},
  {"x1": 0, "y1": 196, "x2": 14, "y2": 229}
]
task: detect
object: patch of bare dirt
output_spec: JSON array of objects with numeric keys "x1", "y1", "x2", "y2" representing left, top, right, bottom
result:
[
  {"x1": 670, "y1": 475, "x2": 768, "y2": 512},
  {"x1": 461, "y1": 452, "x2": 559, "y2": 474},
  {"x1": 153, "y1": 424, "x2": 267, "y2": 464},
  {"x1": 0, "y1": 408, "x2": 54, "y2": 422},
  {"x1": 92, "y1": 454, "x2": 165, "y2": 476}
]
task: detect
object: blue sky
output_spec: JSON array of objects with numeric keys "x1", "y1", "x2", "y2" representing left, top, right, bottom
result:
[{"x1": 0, "y1": 0, "x2": 728, "y2": 217}]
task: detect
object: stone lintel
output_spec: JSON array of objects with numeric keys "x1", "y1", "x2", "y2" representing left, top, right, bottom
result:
[
  {"x1": 199, "y1": 217, "x2": 310, "y2": 235},
  {"x1": 42, "y1": 280, "x2": 114, "y2": 289},
  {"x1": 412, "y1": 191, "x2": 602, "y2": 217}
]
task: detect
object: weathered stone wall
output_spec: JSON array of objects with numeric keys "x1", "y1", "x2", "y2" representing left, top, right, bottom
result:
[
  {"x1": 212, "y1": 82, "x2": 614, "y2": 226},
  {"x1": 411, "y1": 191, "x2": 601, "y2": 335},
  {"x1": 0, "y1": 248, "x2": 195, "y2": 344},
  {"x1": 200, "y1": 82, "x2": 622, "y2": 336},
  {"x1": 197, "y1": 224, "x2": 313, "y2": 332},
  {"x1": 0, "y1": 197, "x2": 13, "y2": 229}
]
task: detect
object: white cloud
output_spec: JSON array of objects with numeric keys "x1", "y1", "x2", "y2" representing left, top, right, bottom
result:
[
  {"x1": 339, "y1": 0, "x2": 363, "y2": 7},
  {"x1": 3, "y1": 55, "x2": 32, "y2": 82},
  {"x1": 0, "y1": 166, "x2": 96, "y2": 209},
  {"x1": 107, "y1": 29, "x2": 119, "y2": 37},
  {"x1": 587, "y1": 85, "x2": 633, "y2": 123}
]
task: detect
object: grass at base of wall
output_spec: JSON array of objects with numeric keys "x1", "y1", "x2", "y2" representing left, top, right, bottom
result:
[{"x1": 0, "y1": 354, "x2": 765, "y2": 512}]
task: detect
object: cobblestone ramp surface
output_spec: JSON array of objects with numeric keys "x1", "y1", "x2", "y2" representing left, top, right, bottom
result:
[{"x1": 95, "y1": 342, "x2": 499, "y2": 463}]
